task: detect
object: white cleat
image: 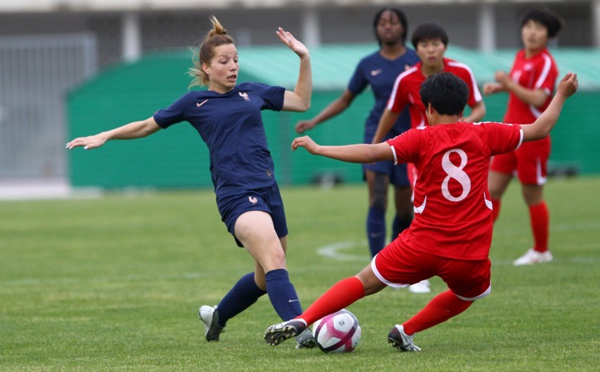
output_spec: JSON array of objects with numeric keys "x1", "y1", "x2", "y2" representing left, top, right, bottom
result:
[
  {"x1": 513, "y1": 248, "x2": 553, "y2": 266},
  {"x1": 409, "y1": 279, "x2": 431, "y2": 294}
]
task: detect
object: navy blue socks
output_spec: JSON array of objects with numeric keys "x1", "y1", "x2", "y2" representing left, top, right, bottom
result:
[
  {"x1": 265, "y1": 269, "x2": 302, "y2": 321},
  {"x1": 367, "y1": 206, "x2": 386, "y2": 257},
  {"x1": 392, "y1": 214, "x2": 413, "y2": 241},
  {"x1": 217, "y1": 272, "x2": 266, "y2": 327}
]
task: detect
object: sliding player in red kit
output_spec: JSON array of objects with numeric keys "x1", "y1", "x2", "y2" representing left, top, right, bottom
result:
[{"x1": 264, "y1": 71, "x2": 577, "y2": 352}]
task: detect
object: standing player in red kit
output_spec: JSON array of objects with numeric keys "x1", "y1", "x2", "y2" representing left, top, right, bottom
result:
[
  {"x1": 264, "y1": 71, "x2": 578, "y2": 351},
  {"x1": 373, "y1": 23, "x2": 486, "y2": 141},
  {"x1": 371, "y1": 22, "x2": 486, "y2": 293},
  {"x1": 483, "y1": 8, "x2": 563, "y2": 266}
]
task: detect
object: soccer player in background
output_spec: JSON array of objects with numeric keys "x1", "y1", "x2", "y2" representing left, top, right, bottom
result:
[
  {"x1": 372, "y1": 22, "x2": 487, "y2": 294},
  {"x1": 483, "y1": 8, "x2": 563, "y2": 266},
  {"x1": 295, "y1": 8, "x2": 421, "y2": 291},
  {"x1": 264, "y1": 71, "x2": 578, "y2": 351},
  {"x1": 67, "y1": 16, "x2": 317, "y2": 348}
]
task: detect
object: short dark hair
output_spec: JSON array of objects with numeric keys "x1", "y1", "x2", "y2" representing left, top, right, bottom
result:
[
  {"x1": 420, "y1": 73, "x2": 468, "y2": 116},
  {"x1": 411, "y1": 23, "x2": 448, "y2": 49},
  {"x1": 520, "y1": 7, "x2": 563, "y2": 38},
  {"x1": 373, "y1": 7, "x2": 409, "y2": 45}
]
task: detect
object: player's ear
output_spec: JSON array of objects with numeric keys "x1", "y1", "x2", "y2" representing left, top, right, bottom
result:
[
  {"x1": 201, "y1": 63, "x2": 211, "y2": 76},
  {"x1": 426, "y1": 103, "x2": 434, "y2": 115}
]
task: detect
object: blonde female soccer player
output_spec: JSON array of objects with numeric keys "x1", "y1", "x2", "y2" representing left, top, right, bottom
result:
[{"x1": 67, "y1": 16, "x2": 316, "y2": 348}]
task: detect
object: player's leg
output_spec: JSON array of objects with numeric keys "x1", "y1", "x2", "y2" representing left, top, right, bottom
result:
[
  {"x1": 393, "y1": 182, "x2": 430, "y2": 294},
  {"x1": 488, "y1": 170, "x2": 513, "y2": 222},
  {"x1": 199, "y1": 264, "x2": 267, "y2": 341},
  {"x1": 390, "y1": 162, "x2": 413, "y2": 240},
  {"x1": 365, "y1": 169, "x2": 389, "y2": 257},
  {"x1": 393, "y1": 258, "x2": 491, "y2": 351},
  {"x1": 513, "y1": 141, "x2": 552, "y2": 265},
  {"x1": 489, "y1": 152, "x2": 517, "y2": 223},
  {"x1": 264, "y1": 264, "x2": 385, "y2": 346},
  {"x1": 199, "y1": 195, "x2": 272, "y2": 342},
  {"x1": 391, "y1": 177, "x2": 429, "y2": 295},
  {"x1": 236, "y1": 210, "x2": 304, "y2": 321}
]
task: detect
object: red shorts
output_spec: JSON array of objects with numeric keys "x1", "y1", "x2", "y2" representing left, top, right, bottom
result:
[
  {"x1": 490, "y1": 136, "x2": 550, "y2": 185},
  {"x1": 372, "y1": 238, "x2": 492, "y2": 300}
]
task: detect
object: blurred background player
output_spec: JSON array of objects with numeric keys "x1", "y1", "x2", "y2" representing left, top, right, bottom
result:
[
  {"x1": 483, "y1": 8, "x2": 563, "y2": 266},
  {"x1": 66, "y1": 16, "x2": 317, "y2": 348},
  {"x1": 265, "y1": 71, "x2": 578, "y2": 351},
  {"x1": 373, "y1": 22, "x2": 487, "y2": 294},
  {"x1": 295, "y1": 8, "x2": 420, "y2": 288}
]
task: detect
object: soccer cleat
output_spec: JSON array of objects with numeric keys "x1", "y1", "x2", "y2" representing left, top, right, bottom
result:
[
  {"x1": 409, "y1": 279, "x2": 431, "y2": 294},
  {"x1": 513, "y1": 248, "x2": 553, "y2": 266},
  {"x1": 199, "y1": 305, "x2": 224, "y2": 342},
  {"x1": 387, "y1": 324, "x2": 421, "y2": 352},
  {"x1": 264, "y1": 319, "x2": 307, "y2": 346},
  {"x1": 295, "y1": 328, "x2": 317, "y2": 349}
]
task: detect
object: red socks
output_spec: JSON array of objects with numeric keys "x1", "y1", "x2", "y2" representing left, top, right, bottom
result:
[
  {"x1": 529, "y1": 202, "x2": 549, "y2": 253},
  {"x1": 298, "y1": 280, "x2": 474, "y2": 336},
  {"x1": 403, "y1": 290, "x2": 472, "y2": 335},
  {"x1": 299, "y1": 276, "x2": 365, "y2": 326},
  {"x1": 492, "y1": 199, "x2": 549, "y2": 253}
]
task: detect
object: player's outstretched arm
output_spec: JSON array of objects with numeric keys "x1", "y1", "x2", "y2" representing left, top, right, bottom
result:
[
  {"x1": 372, "y1": 108, "x2": 400, "y2": 144},
  {"x1": 461, "y1": 100, "x2": 486, "y2": 122},
  {"x1": 66, "y1": 117, "x2": 161, "y2": 150},
  {"x1": 521, "y1": 72, "x2": 578, "y2": 142},
  {"x1": 278, "y1": 27, "x2": 312, "y2": 112},
  {"x1": 291, "y1": 135, "x2": 393, "y2": 163},
  {"x1": 495, "y1": 70, "x2": 548, "y2": 107},
  {"x1": 295, "y1": 89, "x2": 356, "y2": 134}
]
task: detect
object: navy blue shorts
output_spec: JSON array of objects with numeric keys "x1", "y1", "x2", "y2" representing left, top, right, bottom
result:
[
  {"x1": 363, "y1": 160, "x2": 410, "y2": 187},
  {"x1": 217, "y1": 183, "x2": 288, "y2": 247}
]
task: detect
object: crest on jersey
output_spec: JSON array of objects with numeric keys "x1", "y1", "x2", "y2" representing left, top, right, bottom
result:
[
  {"x1": 239, "y1": 92, "x2": 250, "y2": 101},
  {"x1": 248, "y1": 196, "x2": 258, "y2": 205}
]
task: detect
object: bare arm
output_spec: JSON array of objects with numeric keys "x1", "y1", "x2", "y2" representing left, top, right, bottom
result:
[
  {"x1": 291, "y1": 135, "x2": 393, "y2": 163},
  {"x1": 275, "y1": 27, "x2": 312, "y2": 112},
  {"x1": 295, "y1": 89, "x2": 356, "y2": 133},
  {"x1": 461, "y1": 100, "x2": 486, "y2": 122},
  {"x1": 372, "y1": 108, "x2": 400, "y2": 144},
  {"x1": 66, "y1": 116, "x2": 161, "y2": 150},
  {"x1": 521, "y1": 72, "x2": 578, "y2": 142},
  {"x1": 494, "y1": 70, "x2": 548, "y2": 107},
  {"x1": 483, "y1": 82, "x2": 506, "y2": 96}
]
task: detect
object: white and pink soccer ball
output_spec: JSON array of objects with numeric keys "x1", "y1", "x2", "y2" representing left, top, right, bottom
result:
[{"x1": 313, "y1": 309, "x2": 361, "y2": 353}]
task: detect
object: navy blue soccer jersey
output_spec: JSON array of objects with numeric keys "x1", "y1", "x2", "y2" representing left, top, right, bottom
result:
[
  {"x1": 153, "y1": 82, "x2": 285, "y2": 198},
  {"x1": 347, "y1": 49, "x2": 420, "y2": 143}
]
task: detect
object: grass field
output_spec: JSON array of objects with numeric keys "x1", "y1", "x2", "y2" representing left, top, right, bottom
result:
[{"x1": 1, "y1": 177, "x2": 599, "y2": 371}]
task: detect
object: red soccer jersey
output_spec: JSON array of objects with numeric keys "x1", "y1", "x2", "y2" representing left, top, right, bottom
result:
[
  {"x1": 504, "y1": 47, "x2": 558, "y2": 124},
  {"x1": 386, "y1": 122, "x2": 523, "y2": 260},
  {"x1": 387, "y1": 58, "x2": 483, "y2": 129}
]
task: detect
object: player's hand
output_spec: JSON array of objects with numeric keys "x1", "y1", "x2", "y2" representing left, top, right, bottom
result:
[
  {"x1": 295, "y1": 120, "x2": 316, "y2": 134},
  {"x1": 65, "y1": 134, "x2": 107, "y2": 150},
  {"x1": 483, "y1": 82, "x2": 502, "y2": 95},
  {"x1": 276, "y1": 27, "x2": 309, "y2": 58},
  {"x1": 291, "y1": 135, "x2": 319, "y2": 154},
  {"x1": 494, "y1": 70, "x2": 510, "y2": 86},
  {"x1": 557, "y1": 72, "x2": 578, "y2": 98}
]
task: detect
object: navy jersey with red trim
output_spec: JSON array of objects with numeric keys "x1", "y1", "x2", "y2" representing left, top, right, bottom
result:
[
  {"x1": 386, "y1": 122, "x2": 523, "y2": 260},
  {"x1": 153, "y1": 82, "x2": 285, "y2": 197},
  {"x1": 348, "y1": 49, "x2": 420, "y2": 142}
]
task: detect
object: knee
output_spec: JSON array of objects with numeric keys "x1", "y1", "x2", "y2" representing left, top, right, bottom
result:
[
  {"x1": 262, "y1": 248, "x2": 287, "y2": 271},
  {"x1": 370, "y1": 191, "x2": 386, "y2": 209}
]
